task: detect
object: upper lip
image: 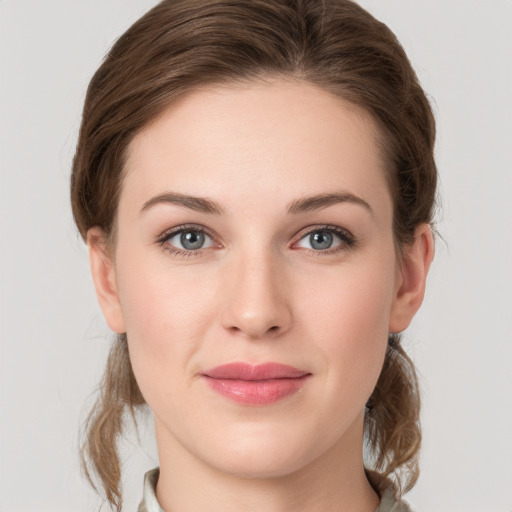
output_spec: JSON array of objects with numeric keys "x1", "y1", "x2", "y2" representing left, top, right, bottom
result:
[{"x1": 202, "y1": 362, "x2": 310, "y2": 380}]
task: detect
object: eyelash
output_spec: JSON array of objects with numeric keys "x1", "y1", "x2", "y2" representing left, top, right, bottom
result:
[
  {"x1": 290, "y1": 225, "x2": 356, "y2": 255},
  {"x1": 156, "y1": 224, "x2": 356, "y2": 258},
  {"x1": 156, "y1": 224, "x2": 217, "y2": 258}
]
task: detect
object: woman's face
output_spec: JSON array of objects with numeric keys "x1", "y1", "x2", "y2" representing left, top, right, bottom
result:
[{"x1": 91, "y1": 80, "x2": 420, "y2": 478}]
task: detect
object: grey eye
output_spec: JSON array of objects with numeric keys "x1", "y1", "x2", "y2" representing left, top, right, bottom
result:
[
  {"x1": 296, "y1": 228, "x2": 351, "y2": 252},
  {"x1": 309, "y1": 231, "x2": 334, "y2": 250},
  {"x1": 164, "y1": 228, "x2": 215, "y2": 252},
  {"x1": 180, "y1": 230, "x2": 205, "y2": 250}
]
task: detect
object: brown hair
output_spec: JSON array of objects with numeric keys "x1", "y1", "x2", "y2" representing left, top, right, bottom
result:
[{"x1": 71, "y1": 0, "x2": 437, "y2": 509}]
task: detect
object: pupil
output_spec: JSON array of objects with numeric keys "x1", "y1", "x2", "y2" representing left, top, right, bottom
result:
[
  {"x1": 181, "y1": 231, "x2": 204, "y2": 250},
  {"x1": 310, "y1": 231, "x2": 333, "y2": 250}
]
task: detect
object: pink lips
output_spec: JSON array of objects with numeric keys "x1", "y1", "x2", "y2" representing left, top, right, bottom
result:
[{"x1": 201, "y1": 363, "x2": 311, "y2": 405}]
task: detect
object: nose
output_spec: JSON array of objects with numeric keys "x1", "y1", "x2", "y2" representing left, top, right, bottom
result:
[{"x1": 220, "y1": 251, "x2": 292, "y2": 340}]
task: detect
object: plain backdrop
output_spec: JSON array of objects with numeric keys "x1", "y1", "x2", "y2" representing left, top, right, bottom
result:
[{"x1": 1, "y1": 1, "x2": 511, "y2": 511}]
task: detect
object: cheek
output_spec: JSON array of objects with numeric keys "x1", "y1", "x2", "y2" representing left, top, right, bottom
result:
[
  {"x1": 298, "y1": 256, "x2": 396, "y2": 395},
  {"x1": 112, "y1": 245, "x2": 218, "y2": 399},
  {"x1": 115, "y1": 235, "x2": 215, "y2": 333}
]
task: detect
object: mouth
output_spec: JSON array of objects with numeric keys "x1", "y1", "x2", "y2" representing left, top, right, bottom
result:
[{"x1": 200, "y1": 362, "x2": 311, "y2": 405}]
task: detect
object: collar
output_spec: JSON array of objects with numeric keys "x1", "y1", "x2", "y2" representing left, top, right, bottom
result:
[
  {"x1": 137, "y1": 468, "x2": 164, "y2": 512},
  {"x1": 137, "y1": 467, "x2": 412, "y2": 512}
]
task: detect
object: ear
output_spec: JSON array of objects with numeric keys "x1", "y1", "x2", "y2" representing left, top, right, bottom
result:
[
  {"x1": 87, "y1": 227, "x2": 126, "y2": 334},
  {"x1": 389, "y1": 224, "x2": 435, "y2": 333}
]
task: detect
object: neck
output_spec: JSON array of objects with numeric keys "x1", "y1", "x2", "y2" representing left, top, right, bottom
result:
[{"x1": 154, "y1": 413, "x2": 379, "y2": 512}]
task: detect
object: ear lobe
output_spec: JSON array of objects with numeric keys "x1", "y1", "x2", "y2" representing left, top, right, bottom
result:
[
  {"x1": 87, "y1": 227, "x2": 126, "y2": 334},
  {"x1": 389, "y1": 224, "x2": 435, "y2": 333}
]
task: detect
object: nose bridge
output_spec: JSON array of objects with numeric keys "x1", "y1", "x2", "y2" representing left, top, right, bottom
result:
[{"x1": 221, "y1": 244, "x2": 291, "y2": 339}]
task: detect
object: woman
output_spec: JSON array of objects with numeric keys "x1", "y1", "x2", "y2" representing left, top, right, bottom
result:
[{"x1": 71, "y1": 0, "x2": 436, "y2": 510}]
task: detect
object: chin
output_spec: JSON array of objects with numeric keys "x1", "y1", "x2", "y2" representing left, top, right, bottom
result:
[
  {"x1": 207, "y1": 446, "x2": 312, "y2": 480},
  {"x1": 191, "y1": 419, "x2": 338, "y2": 480}
]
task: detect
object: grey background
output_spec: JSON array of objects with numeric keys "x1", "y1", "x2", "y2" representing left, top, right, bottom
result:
[{"x1": 1, "y1": 1, "x2": 511, "y2": 510}]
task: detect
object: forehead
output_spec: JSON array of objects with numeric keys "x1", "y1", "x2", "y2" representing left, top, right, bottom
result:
[{"x1": 122, "y1": 80, "x2": 392, "y2": 219}]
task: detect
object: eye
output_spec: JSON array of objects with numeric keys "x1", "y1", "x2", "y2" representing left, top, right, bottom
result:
[
  {"x1": 158, "y1": 226, "x2": 216, "y2": 254},
  {"x1": 294, "y1": 227, "x2": 355, "y2": 252}
]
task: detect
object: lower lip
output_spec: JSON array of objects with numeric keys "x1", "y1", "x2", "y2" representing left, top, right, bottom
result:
[{"x1": 203, "y1": 376, "x2": 310, "y2": 405}]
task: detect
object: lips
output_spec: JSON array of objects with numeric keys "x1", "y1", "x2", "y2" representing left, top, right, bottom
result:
[{"x1": 201, "y1": 363, "x2": 311, "y2": 405}]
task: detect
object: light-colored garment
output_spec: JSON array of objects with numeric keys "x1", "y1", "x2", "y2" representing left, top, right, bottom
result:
[
  {"x1": 137, "y1": 467, "x2": 412, "y2": 512},
  {"x1": 137, "y1": 468, "x2": 164, "y2": 512}
]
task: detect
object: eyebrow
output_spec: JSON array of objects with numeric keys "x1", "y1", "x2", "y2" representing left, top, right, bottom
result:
[
  {"x1": 140, "y1": 192, "x2": 224, "y2": 214},
  {"x1": 287, "y1": 192, "x2": 373, "y2": 217},
  {"x1": 140, "y1": 190, "x2": 373, "y2": 217}
]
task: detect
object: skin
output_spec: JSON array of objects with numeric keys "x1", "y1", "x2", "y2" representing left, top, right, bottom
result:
[{"x1": 89, "y1": 80, "x2": 433, "y2": 512}]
